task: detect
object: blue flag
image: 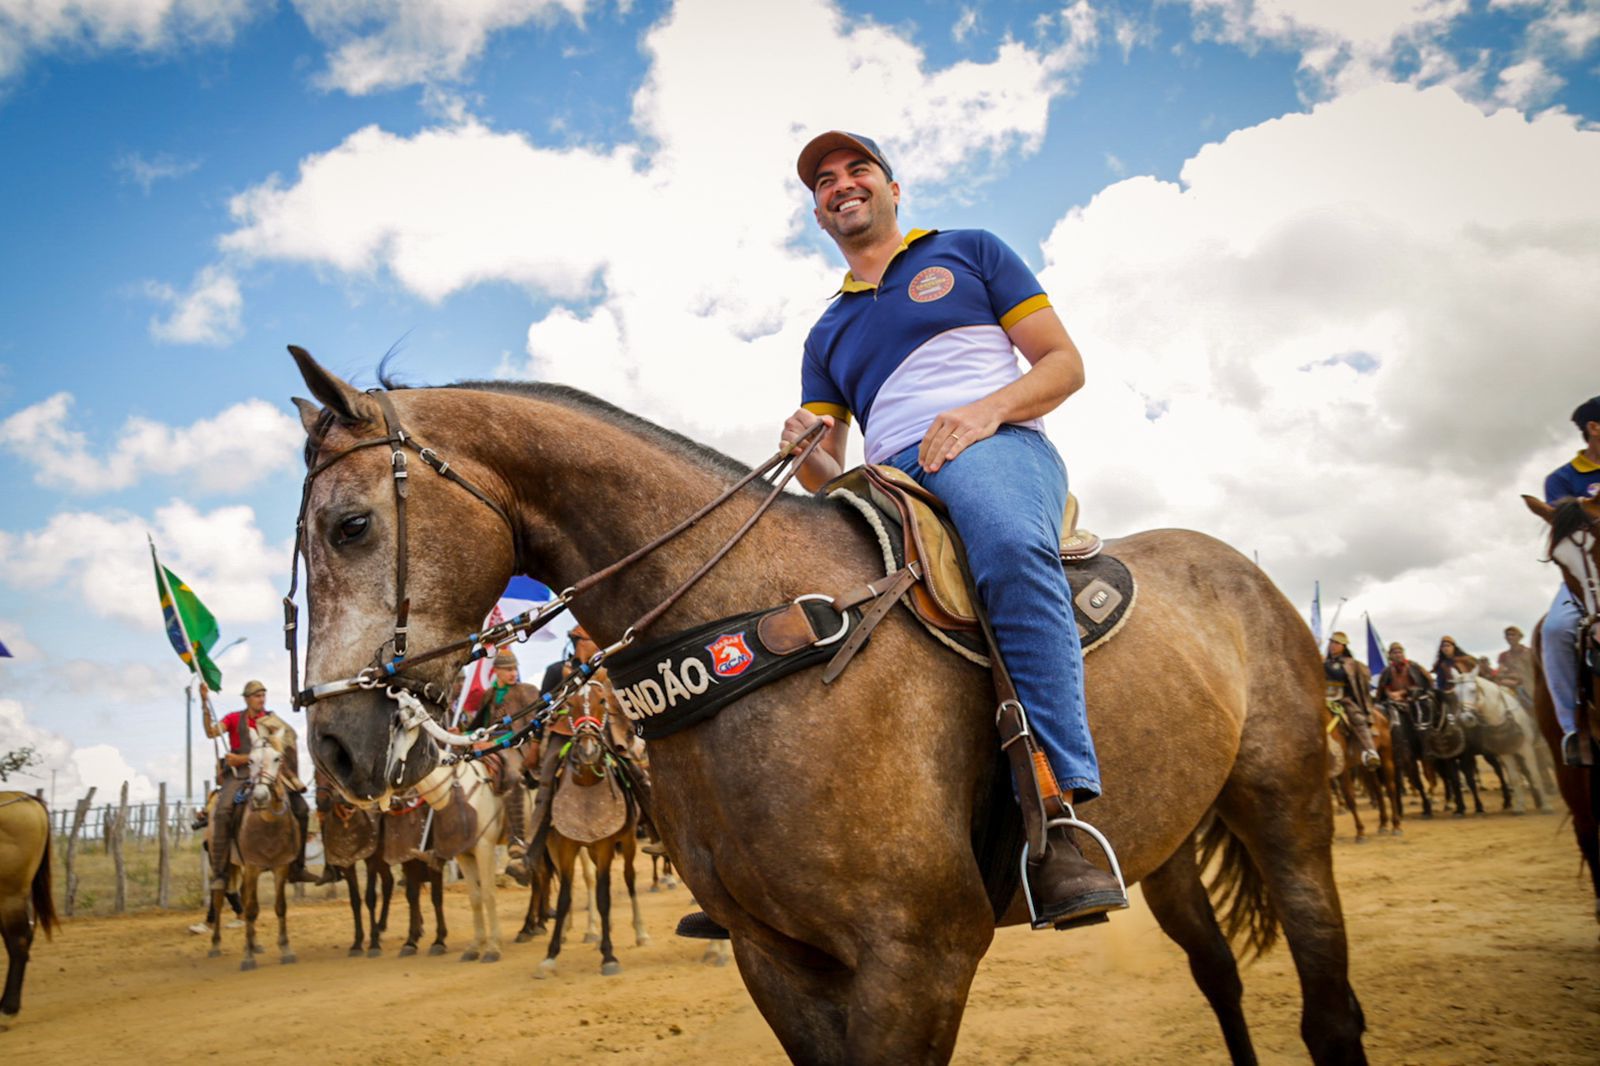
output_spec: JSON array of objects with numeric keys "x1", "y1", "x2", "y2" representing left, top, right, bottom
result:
[
  {"x1": 0, "y1": 639, "x2": 11, "y2": 658},
  {"x1": 1365, "y1": 617, "x2": 1386, "y2": 677},
  {"x1": 1309, "y1": 582, "x2": 1323, "y2": 645}
]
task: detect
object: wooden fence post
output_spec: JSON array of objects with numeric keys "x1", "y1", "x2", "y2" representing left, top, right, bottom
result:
[
  {"x1": 111, "y1": 781, "x2": 129, "y2": 914},
  {"x1": 157, "y1": 783, "x2": 172, "y2": 908},
  {"x1": 64, "y1": 786, "x2": 97, "y2": 917}
]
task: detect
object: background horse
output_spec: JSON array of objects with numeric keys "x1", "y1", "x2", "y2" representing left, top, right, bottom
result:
[
  {"x1": 535, "y1": 703, "x2": 649, "y2": 979},
  {"x1": 1453, "y1": 661, "x2": 1545, "y2": 814},
  {"x1": 293, "y1": 353, "x2": 1366, "y2": 1064},
  {"x1": 1379, "y1": 693, "x2": 1435, "y2": 818},
  {"x1": 0, "y1": 791, "x2": 55, "y2": 1023},
  {"x1": 213, "y1": 715, "x2": 302, "y2": 971},
  {"x1": 1323, "y1": 703, "x2": 1400, "y2": 841},
  {"x1": 317, "y1": 773, "x2": 394, "y2": 956},
  {"x1": 409, "y1": 753, "x2": 513, "y2": 962},
  {"x1": 379, "y1": 800, "x2": 449, "y2": 956}
]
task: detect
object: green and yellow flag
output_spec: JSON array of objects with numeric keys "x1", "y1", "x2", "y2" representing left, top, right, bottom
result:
[{"x1": 151, "y1": 545, "x2": 223, "y2": 690}]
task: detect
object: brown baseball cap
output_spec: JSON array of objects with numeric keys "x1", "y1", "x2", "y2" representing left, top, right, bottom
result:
[
  {"x1": 242, "y1": 679, "x2": 266, "y2": 697},
  {"x1": 796, "y1": 131, "x2": 893, "y2": 191}
]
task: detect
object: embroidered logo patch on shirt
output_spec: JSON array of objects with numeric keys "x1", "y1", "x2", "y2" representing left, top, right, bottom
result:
[{"x1": 908, "y1": 266, "x2": 955, "y2": 303}]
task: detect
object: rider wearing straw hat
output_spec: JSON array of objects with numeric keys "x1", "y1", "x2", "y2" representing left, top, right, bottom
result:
[
  {"x1": 1325, "y1": 633, "x2": 1381, "y2": 769},
  {"x1": 204, "y1": 679, "x2": 323, "y2": 887}
]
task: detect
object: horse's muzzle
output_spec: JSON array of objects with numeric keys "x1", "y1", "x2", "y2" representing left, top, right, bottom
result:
[{"x1": 309, "y1": 692, "x2": 438, "y2": 801}]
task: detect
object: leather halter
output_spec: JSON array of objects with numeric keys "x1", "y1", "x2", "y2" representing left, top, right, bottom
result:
[
  {"x1": 285, "y1": 390, "x2": 518, "y2": 711},
  {"x1": 286, "y1": 389, "x2": 828, "y2": 764}
]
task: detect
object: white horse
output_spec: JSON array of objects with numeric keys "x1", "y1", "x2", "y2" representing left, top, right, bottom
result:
[
  {"x1": 1454, "y1": 663, "x2": 1547, "y2": 814},
  {"x1": 412, "y1": 758, "x2": 508, "y2": 962}
]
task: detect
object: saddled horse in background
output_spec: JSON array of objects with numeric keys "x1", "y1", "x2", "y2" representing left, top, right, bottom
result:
[
  {"x1": 1523, "y1": 494, "x2": 1600, "y2": 932},
  {"x1": 292, "y1": 351, "x2": 1367, "y2": 1064},
  {"x1": 1420, "y1": 687, "x2": 1493, "y2": 817},
  {"x1": 1323, "y1": 703, "x2": 1400, "y2": 841},
  {"x1": 213, "y1": 715, "x2": 302, "y2": 971},
  {"x1": 1379, "y1": 693, "x2": 1435, "y2": 818},
  {"x1": 379, "y1": 799, "x2": 449, "y2": 957},
  {"x1": 1452, "y1": 660, "x2": 1546, "y2": 814},
  {"x1": 0, "y1": 791, "x2": 56, "y2": 1023},
  {"x1": 317, "y1": 771, "x2": 394, "y2": 956}
]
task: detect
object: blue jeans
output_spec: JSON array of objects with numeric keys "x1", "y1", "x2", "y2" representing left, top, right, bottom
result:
[
  {"x1": 1540, "y1": 584, "x2": 1582, "y2": 734},
  {"x1": 886, "y1": 425, "x2": 1101, "y2": 801}
]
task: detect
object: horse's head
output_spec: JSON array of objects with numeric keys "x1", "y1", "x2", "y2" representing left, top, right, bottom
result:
[
  {"x1": 291, "y1": 348, "x2": 518, "y2": 804},
  {"x1": 1525, "y1": 493, "x2": 1600, "y2": 620},
  {"x1": 248, "y1": 723, "x2": 287, "y2": 810},
  {"x1": 567, "y1": 691, "x2": 613, "y2": 782}
]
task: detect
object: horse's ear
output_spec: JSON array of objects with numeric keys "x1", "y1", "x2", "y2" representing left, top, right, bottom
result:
[
  {"x1": 292, "y1": 397, "x2": 322, "y2": 437},
  {"x1": 289, "y1": 345, "x2": 377, "y2": 426},
  {"x1": 1522, "y1": 494, "x2": 1555, "y2": 523}
]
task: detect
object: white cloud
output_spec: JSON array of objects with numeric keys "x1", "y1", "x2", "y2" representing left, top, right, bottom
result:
[
  {"x1": 953, "y1": 6, "x2": 979, "y2": 44},
  {"x1": 1494, "y1": 56, "x2": 1564, "y2": 109},
  {"x1": 291, "y1": 0, "x2": 592, "y2": 94},
  {"x1": 217, "y1": 0, "x2": 1100, "y2": 435},
  {"x1": 147, "y1": 264, "x2": 244, "y2": 345},
  {"x1": 0, "y1": 699, "x2": 159, "y2": 804},
  {"x1": 0, "y1": 617, "x2": 39, "y2": 659},
  {"x1": 0, "y1": 392, "x2": 303, "y2": 494},
  {"x1": 0, "y1": 0, "x2": 259, "y2": 82},
  {"x1": 0, "y1": 498, "x2": 285, "y2": 629},
  {"x1": 1033, "y1": 82, "x2": 1600, "y2": 653},
  {"x1": 115, "y1": 151, "x2": 202, "y2": 193}
]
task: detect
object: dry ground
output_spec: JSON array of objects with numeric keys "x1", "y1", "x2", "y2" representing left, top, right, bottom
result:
[{"x1": 6, "y1": 804, "x2": 1598, "y2": 1064}]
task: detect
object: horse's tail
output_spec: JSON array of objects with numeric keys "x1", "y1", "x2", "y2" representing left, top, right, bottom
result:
[
  {"x1": 32, "y1": 831, "x2": 59, "y2": 939},
  {"x1": 1197, "y1": 814, "x2": 1279, "y2": 961}
]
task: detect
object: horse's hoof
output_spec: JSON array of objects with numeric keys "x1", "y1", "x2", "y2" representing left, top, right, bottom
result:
[
  {"x1": 1392, "y1": 828, "x2": 1404, "y2": 836},
  {"x1": 367, "y1": 947, "x2": 383, "y2": 958},
  {"x1": 459, "y1": 949, "x2": 480, "y2": 962},
  {"x1": 480, "y1": 950, "x2": 500, "y2": 963},
  {"x1": 650, "y1": 884, "x2": 661, "y2": 893},
  {"x1": 1354, "y1": 836, "x2": 1368, "y2": 844},
  {"x1": 207, "y1": 949, "x2": 222, "y2": 959},
  {"x1": 515, "y1": 931, "x2": 533, "y2": 943},
  {"x1": 534, "y1": 958, "x2": 556, "y2": 980},
  {"x1": 347, "y1": 947, "x2": 363, "y2": 958},
  {"x1": 701, "y1": 946, "x2": 723, "y2": 966},
  {"x1": 1508, "y1": 809, "x2": 1524, "y2": 817},
  {"x1": 636, "y1": 933, "x2": 652, "y2": 947},
  {"x1": 1452, "y1": 811, "x2": 1465, "y2": 818},
  {"x1": 281, "y1": 953, "x2": 297, "y2": 965},
  {"x1": 240, "y1": 957, "x2": 257, "y2": 972},
  {"x1": 582, "y1": 932, "x2": 599, "y2": 944},
  {"x1": 601, "y1": 960, "x2": 621, "y2": 976},
  {"x1": 428, "y1": 944, "x2": 446, "y2": 957},
  {"x1": 399, "y1": 944, "x2": 417, "y2": 957}
]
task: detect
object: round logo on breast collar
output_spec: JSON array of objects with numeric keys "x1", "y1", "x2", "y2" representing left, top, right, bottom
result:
[{"x1": 908, "y1": 266, "x2": 955, "y2": 303}]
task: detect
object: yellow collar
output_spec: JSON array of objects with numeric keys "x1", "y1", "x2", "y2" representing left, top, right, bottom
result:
[
  {"x1": 835, "y1": 228, "x2": 936, "y2": 295},
  {"x1": 1573, "y1": 452, "x2": 1600, "y2": 474}
]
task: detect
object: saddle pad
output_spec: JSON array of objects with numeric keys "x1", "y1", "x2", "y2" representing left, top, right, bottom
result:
[
  {"x1": 322, "y1": 806, "x2": 379, "y2": 867},
  {"x1": 381, "y1": 802, "x2": 427, "y2": 866},
  {"x1": 830, "y1": 485, "x2": 1136, "y2": 667},
  {"x1": 551, "y1": 774, "x2": 628, "y2": 844}
]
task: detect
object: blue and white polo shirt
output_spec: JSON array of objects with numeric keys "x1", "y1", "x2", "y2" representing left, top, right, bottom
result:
[
  {"x1": 1545, "y1": 452, "x2": 1600, "y2": 503},
  {"x1": 800, "y1": 228, "x2": 1051, "y2": 464}
]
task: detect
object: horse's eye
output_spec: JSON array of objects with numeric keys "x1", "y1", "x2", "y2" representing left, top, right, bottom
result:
[{"x1": 335, "y1": 514, "x2": 370, "y2": 544}]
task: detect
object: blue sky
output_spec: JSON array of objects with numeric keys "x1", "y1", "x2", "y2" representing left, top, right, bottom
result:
[{"x1": 2, "y1": 0, "x2": 1598, "y2": 805}]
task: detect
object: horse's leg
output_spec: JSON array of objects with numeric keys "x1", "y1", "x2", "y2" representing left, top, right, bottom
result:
[
  {"x1": 208, "y1": 880, "x2": 225, "y2": 958},
  {"x1": 581, "y1": 847, "x2": 599, "y2": 943},
  {"x1": 537, "y1": 842, "x2": 577, "y2": 979},
  {"x1": 1384, "y1": 752, "x2": 1403, "y2": 835},
  {"x1": 1485, "y1": 752, "x2": 1512, "y2": 809},
  {"x1": 342, "y1": 865, "x2": 363, "y2": 955},
  {"x1": 1516, "y1": 752, "x2": 1544, "y2": 810},
  {"x1": 1441, "y1": 758, "x2": 1465, "y2": 815},
  {"x1": 1141, "y1": 833, "x2": 1256, "y2": 1064},
  {"x1": 429, "y1": 866, "x2": 448, "y2": 954},
  {"x1": 0, "y1": 898, "x2": 30, "y2": 1018},
  {"x1": 1463, "y1": 757, "x2": 1488, "y2": 815},
  {"x1": 595, "y1": 840, "x2": 619, "y2": 975},
  {"x1": 456, "y1": 851, "x2": 486, "y2": 962},
  {"x1": 1337, "y1": 771, "x2": 1365, "y2": 842},
  {"x1": 623, "y1": 834, "x2": 648, "y2": 946},
  {"x1": 400, "y1": 860, "x2": 423, "y2": 956},
  {"x1": 475, "y1": 835, "x2": 502, "y2": 963},
  {"x1": 275, "y1": 866, "x2": 295, "y2": 964},
  {"x1": 240, "y1": 868, "x2": 260, "y2": 971}
]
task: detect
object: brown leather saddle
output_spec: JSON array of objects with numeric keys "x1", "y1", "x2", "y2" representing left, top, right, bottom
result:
[{"x1": 825, "y1": 464, "x2": 1135, "y2": 660}]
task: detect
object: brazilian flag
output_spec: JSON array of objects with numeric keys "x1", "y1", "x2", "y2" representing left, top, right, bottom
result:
[{"x1": 154, "y1": 560, "x2": 223, "y2": 690}]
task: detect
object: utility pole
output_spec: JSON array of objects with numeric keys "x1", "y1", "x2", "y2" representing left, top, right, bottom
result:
[{"x1": 185, "y1": 681, "x2": 194, "y2": 804}]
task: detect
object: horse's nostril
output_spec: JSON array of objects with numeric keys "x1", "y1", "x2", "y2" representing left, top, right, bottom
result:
[{"x1": 317, "y1": 733, "x2": 355, "y2": 785}]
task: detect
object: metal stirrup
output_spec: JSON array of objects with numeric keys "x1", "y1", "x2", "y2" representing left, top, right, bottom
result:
[{"x1": 1017, "y1": 806, "x2": 1129, "y2": 929}]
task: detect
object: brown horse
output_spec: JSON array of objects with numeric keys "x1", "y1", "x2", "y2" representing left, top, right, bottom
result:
[
  {"x1": 535, "y1": 694, "x2": 650, "y2": 979},
  {"x1": 211, "y1": 715, "x2": 302, "y2": 970},
  {"x1": 1522, "y1": 493, "x2": 1600, "y2": 930},
  {"x1": 293, "y1": 352, "x2": 1366, "y2": 1064},
  {"x1": 1323, "y1": 704, "x2": 1400, "y2": 841},
  {"x1": 0, "y1": 792, "x2": 56, "y2": 1023},
  {"x1": 316, "y1": 773, "x2": 394, "y2": 956},
  {"x1": 379, "y1": 800, "x2": 449, "y2": 956}
]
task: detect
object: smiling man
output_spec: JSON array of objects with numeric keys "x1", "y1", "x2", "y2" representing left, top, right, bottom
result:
[{"x1": 777, "y1": 131, "x2": 1126, "y2": 929}]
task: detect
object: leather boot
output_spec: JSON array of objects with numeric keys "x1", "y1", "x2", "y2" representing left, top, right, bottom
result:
[
  {"x1": 675, "y1": 911, "x2": 730, "y2": 940},
  {"x1": 1027, "y1": 824, "x2": 1128, "y2": 930},
  {"x1": 1348, "y1": 710, "x2": 1381, "y2": 769}
]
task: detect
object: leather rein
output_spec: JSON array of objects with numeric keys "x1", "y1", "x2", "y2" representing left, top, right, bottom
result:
[{"x1": 285, "y1": 389, "x2": 826, "y2": 777}]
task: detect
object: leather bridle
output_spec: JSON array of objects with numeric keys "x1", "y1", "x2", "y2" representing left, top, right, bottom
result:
[{"x1": 285, "y1": 388, "x2": 828, "y2": 782}]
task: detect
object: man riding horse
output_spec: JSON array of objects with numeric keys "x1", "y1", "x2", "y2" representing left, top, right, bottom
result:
[
  {"x1": 776, "y1": 131, "x2": 1127, "y2": 930},
  {"x1": 1325, "y1": 632, "x2": 1381, "y2": 769},
  {"x1": 458, "y1": 647, "x2": 536, "y2": 879},
  {"x1": 1376, "y1": 642, "x2": 1431, "y2": 708},
  {"x1": 204, "y1": 680, "x2": 321, "y2": 887},
  {"x1": 1540, "y1": 394, "x2": 1600, "y2": 766},
  {"x1": 1496, "y1": 626, "x2": 1536, "y2": 711}
]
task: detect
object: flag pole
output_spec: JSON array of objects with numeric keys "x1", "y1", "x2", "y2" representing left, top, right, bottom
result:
[{"x1": 150, "y1": 535, "x2": 217, "y2": 792}]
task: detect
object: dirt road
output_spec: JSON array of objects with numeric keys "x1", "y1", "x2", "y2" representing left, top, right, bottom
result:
[{"x1": 5, "y1": 808, "x2": 1597, "y2": 1063}]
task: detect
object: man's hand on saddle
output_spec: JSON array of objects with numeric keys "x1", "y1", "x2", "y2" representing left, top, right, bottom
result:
[
  {"x1": 224, "y1": 752, "x2": 249, "y2": 768},
  {"x1": 919, "y1": 399, "x2": 1001, "y2": 473}
]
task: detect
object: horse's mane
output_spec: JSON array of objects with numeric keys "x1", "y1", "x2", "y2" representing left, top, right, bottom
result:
[{"x1": 1546, "y1": 497, "x2": 1595, "y2": 559}]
